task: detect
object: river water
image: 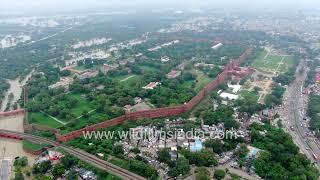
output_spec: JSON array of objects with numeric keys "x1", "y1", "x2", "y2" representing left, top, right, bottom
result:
[{"x1": 0, "y1": 71, "x2": 34, "y2": 111}]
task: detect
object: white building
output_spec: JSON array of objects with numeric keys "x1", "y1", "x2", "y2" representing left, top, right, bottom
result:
[
  {"x1": 212, "y1": 43, "x2": 223, "y2": 50},
  {"x1": 220, "y1": 92, "x2": 239, "y2": 100},
  {"x1": 228, "y1": 84, "x2": 242, "y2": 93}
]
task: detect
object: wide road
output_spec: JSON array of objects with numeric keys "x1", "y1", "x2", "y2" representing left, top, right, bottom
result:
[
  {"x1": 278, "y1": 61, "x2": 320, "y2": 167},
  {"x1": 0, "y1": 129, "x2": 146, "y2": 180},
  {"x1": 0, "y1": 159, "x2": 10, "y2": 180}
]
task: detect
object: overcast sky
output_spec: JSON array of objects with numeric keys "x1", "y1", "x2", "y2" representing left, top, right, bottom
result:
[{"x1": 1, "y1": 0, "x2": 320, "y2": 15}]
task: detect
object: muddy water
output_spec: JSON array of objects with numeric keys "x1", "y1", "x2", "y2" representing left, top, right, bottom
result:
[
  {"x1": 0, "y1": 114, "x2": 36, "y2": 178},
  {"x1": 1, "y1": 71, "x2": 34, "y2": 111},
  {"x1": 0, "y1": 138, "x2": 36, "y2": 165}
]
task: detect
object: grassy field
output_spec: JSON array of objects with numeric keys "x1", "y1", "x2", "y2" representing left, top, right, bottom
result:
[
  {"x1": 23, "y1": 140, "x2": 49, "y2": 151},
  {"x1": 195, "y1": 75, "x2": 213, "y2": 92},
  {"x1": 240, "y1": 90, "x2": 259, "y2": 103},
  {"x1": 60, "y1": 112, "x2": 108, "y2": 135},
  {"x1": 181, "y1": 69, "x2": 213, "y2": 92},
  {"x1": 66, "y1": 94, "x2": 93, "y2": 117},
  {"x1": 251, "y1": 50, "x2": 294, "y2": 73},
  {"x1": 29, "y1": 112, "x2": 63, "y2": 128},
  {"x1": 140, "y1": 65, "x2": 160, "y2": 72},
  {"x1": 193, "y1": 69, "x2": 213, "y2": 92},
  {"x1": 120, "y1": 75, "x2": 143, "y2": 87},
  {"x1": 73, "y1": 64, "x2": 101, "y2": 71},
  {"x1": 33, "y1": 93, "x2": 94, "y2": 127}
]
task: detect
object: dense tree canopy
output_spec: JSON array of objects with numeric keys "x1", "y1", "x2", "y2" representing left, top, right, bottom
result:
[
  {"x1": 250, "y1": 123, "x2": 319, "y2": 179},
  {"x1": 308, "y1": 95, "x2": 320, "y2": 137}
]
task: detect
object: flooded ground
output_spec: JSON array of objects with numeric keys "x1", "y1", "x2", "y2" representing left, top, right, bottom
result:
[
  {"x1": 0, "y1": 114, "x2": 24, "y2": 132},
  {"x1": 0, "y1": 138, "x2": 36, "y2": 179},
  {"x1": 0, "y1": 113, "x2": 35, "y2": 179},
  {"x1": 0, "y1": 138, "x2": 36, "y2": 165},
  {"x1": 0, "y1": 71, "x2": 33, "y2": 111}
]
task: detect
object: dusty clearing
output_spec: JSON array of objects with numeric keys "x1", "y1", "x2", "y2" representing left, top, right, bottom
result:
[{"x1": 243, "y1": 80, "x2": 273, "y2": 104}]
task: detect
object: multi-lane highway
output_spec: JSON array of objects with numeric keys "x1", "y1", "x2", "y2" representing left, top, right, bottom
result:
[
  {"x1": 279, "y1": 62, "x2": 320, "y2": 167},
  {"x1": 0, "y1": 129, "x2": 146, "y2": 180}
]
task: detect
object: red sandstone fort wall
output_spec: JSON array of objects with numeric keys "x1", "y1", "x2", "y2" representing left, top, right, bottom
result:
[
  {"x1": 0, "y1": 109, "x2": 25, "y2": 117},
  {"x1": 55, "y1": 48, "x2": 253, "y2": 142}
]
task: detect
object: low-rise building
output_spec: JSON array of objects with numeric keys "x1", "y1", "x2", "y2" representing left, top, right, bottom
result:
[
  {"x1": 190, "y1": 138, "x2": 203, "y2": 152},
  {"x1": 100, "y1": 63, "x2": 119, "y2": 74},
  {"x1": 77, "y1": 70, "x2": 98, "y2": 80},
  {"x1": 316, "y1": 73, "x2": 320, "y2": 84},
  {"x1": 166, "y1": 70, "x2": 181, "y2": 79},
  {"x1": 246, "y1": 145, "x2": 261, "y2": 160},
  {"x1": 48, "y1": 77, "x2": 73, "y2": 91},
  {"x1": 228, "y1": 66, "x2": 255, "y2": 78},
  {"x1": 77, "y1": 168, "x2": 97, "y2": 180},
  {"x1": 143, "y1": 82, "x2": 161, "y2": 90},
  {"x1": 161, "y1": 56, "x2": 170, "y2": 63},
  {"x1": 134, "y1": 97, "x2": 143, "y2": 104},
  {"x1": 48, "y1": 150, "x2": 64, "y2": 161},
  {"x1": 212, "y1": 43, "x2": 223, "y2": 50},
  {"x1": 194, "y1": 63, "x2": 215, "y2": 68},
  {"x1": 220, "y1": 92, "x2": 239, "y2": 100},
  {"x1": 119, "y1": 57, "x2": 135, "y2": 66},
  {"x1": 228, "y1": 84, "x2": 242, "y2": 93}
]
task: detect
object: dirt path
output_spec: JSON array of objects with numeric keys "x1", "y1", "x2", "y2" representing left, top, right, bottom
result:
[
  {"x1": 40, "y1": 111, "x2": 67, "y2": 125},
  {"x1": 75, "y1": 109, "x2": 96, "y2": 119},
  {"x1": 263, "y1": 51, "x2": 270, "y2": 60},
  {"x1": 275, "y1": 57, "x2": 285, "y2": 72},
  {"x1": 120, "y1": 75, "x2": 135, "y2": 82}
]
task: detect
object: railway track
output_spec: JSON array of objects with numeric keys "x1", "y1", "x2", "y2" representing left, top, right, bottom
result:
[{"x1": 0, "y1": 129, "x2": 146, "y2": 180}]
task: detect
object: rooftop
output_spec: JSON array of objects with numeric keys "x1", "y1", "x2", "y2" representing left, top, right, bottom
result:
[
  {"x1": 142, "y1": 82, "x2": 160, "y2": 90},
  {"x1": 167, "y1": 70, "x2": 181, "y2": 79},
  {"x1": 228, "y1": 84, "x2": 242, "y2": 93},
  {"x1": 212, "y1": 43, "x2": 223, "y2": 50},
  {"x1": 190, "y1": 138, "x2": 203, "y2": 152},
  {"x1": 220, "y1": 92, "x2": 239, "y2": 100}
]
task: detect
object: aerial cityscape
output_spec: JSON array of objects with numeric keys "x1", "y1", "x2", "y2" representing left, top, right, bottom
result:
[{"x1": 1, "y1": 0, "x2": 320, "y2": 180}]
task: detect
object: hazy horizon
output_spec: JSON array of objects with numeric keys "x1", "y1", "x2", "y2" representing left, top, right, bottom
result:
[{"x1": 1, "y1": 0, "x2": 320, "y2": 16}]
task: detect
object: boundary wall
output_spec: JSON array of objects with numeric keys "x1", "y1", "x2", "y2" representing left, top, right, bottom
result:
[{"x1": 55, "y1": 48, "x2": 253, "y2": 142}]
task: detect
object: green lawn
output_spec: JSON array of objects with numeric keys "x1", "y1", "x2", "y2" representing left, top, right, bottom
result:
[
  {"x1": 140, "y1": 65, "x2": 159, "y2": 72},
  {"x1": 60, "y1": 112, "x2": 108, "y2": 135},
  {"x1": 32, "y1": 94, "x2": 94, "y2": 127},
  {"x1": 192, "y1": 69, "x2": 213, "y2": 92},
  {"x1": 240, "y1": 90, "x2": 259, "y2": 103},
  {"x1": 181, "y1": 69, "x2": 213, "y2": 92},
  {"x1": 73, "y1": 66, "x2": 86, "y2": 71},
  {"x1": 109, "y1": 158, "x2": 129, "y2": 169},
  {"x1": 67, "y1": 94, "x2": 93, "y2": 117},
  {"x1": 73, "y1": 64, "x2": 101, "y2": 71},
  {"x1": 121, "y1": 75, "x2": 143, "y2": 87},
  {"x1": 113, "y1": 74, "x2": 132, "y2": 81},
  {"x1": 23, "y1": 140, "x2": 49, "y2": 151},
  {"x1": 29, "y1": 112, "x2": 63, "y2": 128},
  {"x1": 251, "y1": 50, "x2": 293, "y2": 73},
  {"x1": 181, "y1": 80, "x2": 194, "y2": 89},
  {"x1": 195, "y1": 75, "x2": 213, "y2": 92}
]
